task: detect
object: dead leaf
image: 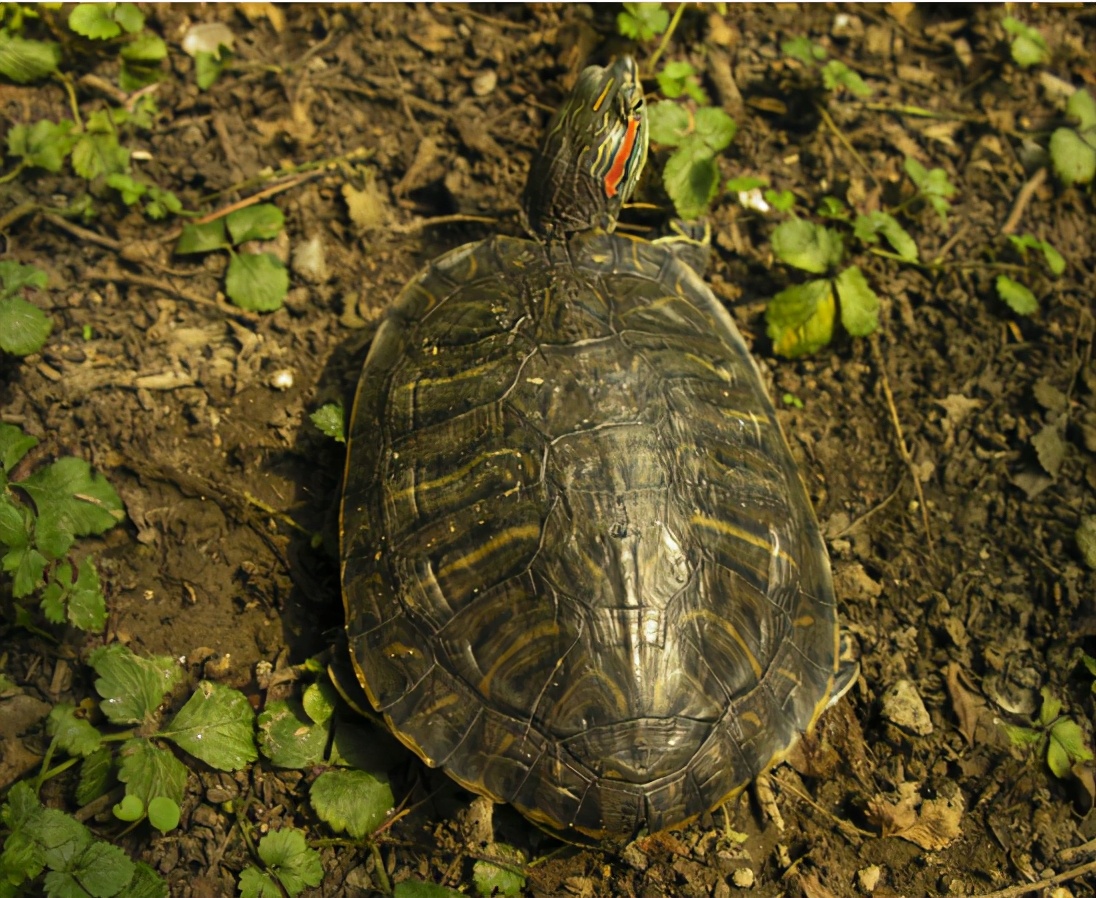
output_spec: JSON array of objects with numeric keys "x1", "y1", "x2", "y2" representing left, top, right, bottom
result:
[
  {"x1": 238, "y1": 3, "x2": 285, "y2": 33},
  {"x1": 866, "y1": 782, "x2": 963, "y2": 850},
  {"x1": 343, "y1": 175, "x2": 390, "y2": 232},
  {"x1": 1033, "y1": 378, "x2": 1068, "y2": 414},
  {"x1": 945, "y1": 662, "x2": 981, "y2": 747},
  {"x1": 1032, "y1": 415, "x2": 1067, "y2": 478}
]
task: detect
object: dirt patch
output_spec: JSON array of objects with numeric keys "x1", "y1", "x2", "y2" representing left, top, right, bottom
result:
[{"x1": 2, "y1": 4, "x2": 1095, "y2": 897}]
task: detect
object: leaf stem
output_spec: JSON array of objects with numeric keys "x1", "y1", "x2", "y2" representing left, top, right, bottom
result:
[{"x1": 645, "y1": 2, "x2": 687, "y2": 77}]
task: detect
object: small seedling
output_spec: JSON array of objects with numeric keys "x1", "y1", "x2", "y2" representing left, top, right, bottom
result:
[
  {"x1": 0, "y1": 261, "x2": 52, "y2": 357},
  {"x1": 175, "y1": 204, "x2": 291, "y2": 311},
  {"x1": 1001, "y1": 16, "x2": 1050, "y2": 69},
  {"x1": 764, "y1": 194, "x2": 920, "y2": 357},
  {"x1": 238, "y1": 829, "x2": 323, "y2": 898},
  {"x1": 994, "y1": 233, "x2": 1065, "y2": 316},
  {"x1": 472, "y1": 843, "x2": 527, "y2": 898},
  {"x1": 616, "y1": 2, "x2": 669, "y2": 42},
  {"x1": 309, "y1": 402, "x2": 346, "y2": 444},
  {"x1": 1049, "y1": 88, "x2": 1096, "y2": 187},
  {"x1": 903, "y1": 158, "x2": 957, "y2": 223},
  {"x1": 648, "y1": 99, "x2": 737, "y2": 219},
  {"x1": 780, "y1": 36, "x2": 873, "y2": 98},
  {"x1": 0, "y1": 421, "x2": 125, "y2": 629},
  {"x1": 1003, "y1": 686, "x2": 1093, "y2": 779}
]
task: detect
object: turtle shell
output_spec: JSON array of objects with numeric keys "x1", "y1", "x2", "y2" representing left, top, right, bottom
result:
[{"x1": 340, "y1": 229, "x2": 841, "y2": 838}]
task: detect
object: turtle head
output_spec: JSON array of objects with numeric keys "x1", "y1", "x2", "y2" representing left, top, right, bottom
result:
[{"x1": 522, "y1": 56, "x2": 648, "y2": 239}]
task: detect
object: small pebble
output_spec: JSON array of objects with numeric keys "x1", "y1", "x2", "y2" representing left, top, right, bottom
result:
[
  {"x1": 269, "y1": 368, "x2": 294, "y2": 391},
  {"x1": 857, "y1": 865, "x2": 881, "y2": 892},
  {"x1": 732, "y1": 868, "x2": 755, "y2": 889},
  {"x1": 472, "y1": 69, "x2": 497, "y2": 96}
]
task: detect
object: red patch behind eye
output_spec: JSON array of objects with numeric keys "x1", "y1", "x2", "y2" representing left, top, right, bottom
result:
[{"x1": 603, "y1": 117, "x2": 639, "y2": 199}]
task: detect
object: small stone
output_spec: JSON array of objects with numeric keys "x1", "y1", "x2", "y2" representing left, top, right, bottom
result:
[
  {"x1": 471, "y1": 69, "x2": 497, "y2": 96},
  {"x1": 713, "y1": 879, "x2": 732, "y2": 898},
  {"x1": 857, "y1": 865, "x2": 881, "y2": 892},
  {"x1": 881, "y1": 678, "x2": 933, "y2": 735},
  {"x1": 732, "y1": 868, "x2": 755, "y2": 888}
]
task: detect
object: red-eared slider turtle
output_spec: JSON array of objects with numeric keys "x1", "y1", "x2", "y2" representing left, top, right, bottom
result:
[{"x1": 341, "y1": 56, "x2": 851, "y2": 838}]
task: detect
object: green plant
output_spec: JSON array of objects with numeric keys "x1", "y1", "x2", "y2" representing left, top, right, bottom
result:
[
  {"x1": 309, "y1": 403, "x2": 346, "y2": 444},
  {"x1": 902, "y1": 157, "x2": 957, "y2": 223},
  {"x1": 0, "y1": 781, "x2": 166, "y2": 898},
  {"x1": 238, "y1": 829, "x2": 323, "y2": 898},
  {"x1": 0, "y1": 422, "x2": 125, "y2": 630},
  {"x1": 0, "y1": 643, "x2": 258, "y2": 896},
  {"x1": 780, "y1": 36, "x2": 872, "y2": 98},
  {"x1": 1049, "y1": 87, "x2": 1096, "y2": 187},
  {"x1": 994, "y1": 233, "x2": 1065, "y2": 316},
  {"x1": 175, "y1": 205, "x2": 291, "y2": 312},
  {"x1": 1001, "y1": 16, "x2": 1050, "y2": 69},
  {"x1": 0, "y1": 262, "x2": 51, "y2": 357},
  {"x1": 616, "y1": 2, "x2": 669, "y2": 43},
  {"x1": 764, "y1": 196, "x2": 919, "y2": 357},
  {"x1": 648, "y1": 96, "x2": 737, "y2": 219},
  {"x1": 1003, "y1": 686, "x2": 1093, "y2": 778}
]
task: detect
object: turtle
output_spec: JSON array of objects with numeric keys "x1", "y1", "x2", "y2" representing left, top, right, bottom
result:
[{"x1": 340, "y1": 55, "x2": 853, "y2": 839}]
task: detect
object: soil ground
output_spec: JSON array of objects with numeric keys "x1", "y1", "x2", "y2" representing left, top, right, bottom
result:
[{"x1": 2, "y1": 4, "x2": 1096, "y2": 897}]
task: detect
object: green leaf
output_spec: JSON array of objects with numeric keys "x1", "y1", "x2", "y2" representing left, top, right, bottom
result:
[
  {"x1": 1049, "y1": 127, "x2": 1096, "y2": 186},
  {"x1": 781, "y1": 36, "x2": 826, "y2": 66},
  {"x1": 302, "y1": 679, "x2": 338, "y2": 725},
  {"x1": 1037, "y1": 687, "x2": 1062, "y2": 728},
  {"x1": 766, "y1": 278, "x2": 836, "y2": 358},
  {"x1": 117, "y1": 738, "x2": 188, "y2": 814},
  {"x1": 771, "y1": 218, "x2": 843, "y2": 273},
  {"x1": 995, "y1": 275, "x2": 1038, "y2": 316},
  {"x1": 0, "y1": 423, "x2": 37, "y2": 475},
  {"x1": 71, "y1": 129, "x2": 129, "y2": 180},
  {"x1": 1067, "y1": 87, "x2": 1096, "y2": 132},
  {"x1": 662, "y1": 140, "x2": 721, "y2": 220},
  {"x1": 19, "y1": 455, "x2": 125, "y2": 558},
  {"x1": 88, "y1": 643, "x2": 182, "y2": 725},
  {"x1": 310, "y1": 769, "x2": 394, "y2": 839},
  {"x1": 176, "y1": 219, "x2": 230, "y2": 255},
  {"x1": 68, "y1": 4, "x2": 122, "y2": 39},
  {"x1": 55, "y1": 556, "x2": 107, "y2": 630},
  {"x1": 309, "y1": 403, "x2": 346, "y2": 444},
  {"x1": 257, "y1": 829, "x2": 324, "y2": 897},
  {"x1": 6, "y1": 119, "x2": 76, "y2": 173},
  {"x1": 76, "y1": 747, "x2": 114, "y2": 806},
  {"x1": 764, "y1": 189, "x2": 796, "y2": 212},
  {"x1": 616, "y1": 2, "x2": 669, "y2": 41},
  {"x1": 106, "y1": 172, "x2": 147, "y2": 205},
  {"x1": 0, "y1": 260, "x2": 48, "y2": 299},
  {"x1": 725, "y1": 175, "x2": 768, "y2": 193},
  {"x1": 646, "y1": 100, "x2": 690, "y2": 147},
  {"x1": 1008, "y1": 234, "x2": 1065, "y2": 276},
  {"x1": 194, "y1": 49, "x2": 229, "y2": 91},
  {"x1": 257, "y1": 698, "x2": 330, "y2": 769},
  {"x1": 853, "y1": 212, "x2": 918, "y2": 262},
  {"x1": 113, "y1": 3, "x2": 145, "y2": 34},
  {"x1": 903, "y1": 157, "x2": 956, "y2": 222},
  {"x1": 226, "y1": 204, "x2": 285, "y2": 244},
  {"x1": 821, "y1": 60, "x2": 872, "y2": 97},
  {"x1": 693, "y1": 106, "x2": 736, "y2": 153},
  {"x1": 834, "y1": 265, "x2": 880, "y2": 337},
  {"x1": 147, "y1": 796, "x2": 181, "y2": 833},
  {"x1": 472, "y1": 844, "x2": 526, "y2": 898},
  {"x1": 126, "y1": 862, "x2": 169, "y2": 898},
  {"x1": 393, "y1": 882, "x2": 465, "y2": 898},
  {"x1": 161, "y1": 681, "x2": 257, "y2": 770},
  {"x1": 1002, "y1": 17, "x2": 1049, "y2": 68},
  {"x1": 0, "y1": 30, "x2": 61, "y2": 82},
  {"x1": 55, "y1": 838, "x2": 135, "y2": 898},
  {"x1": 225, "y1": 252, "x2": 289, "y2": 312},
  {"x1": 46, "y1": 703, "x2": 103, "y2": 757},
  {"x1": 656, "y1": 60, "x2": 707, "y2": 104},
  {"x1": 0, "y1": 296, "x2": 52, "y2": 356},
  {"x1": 113, "y1": 792, "x2": 145, "y2": 822},
  {"x1": 239, "y1": 866, "x2": 284, "y2": 898},
  {"x1": 144, "y1": 186, "x2": 182, "y2": 220},
  {"x1": 3, "y1": 540, "x2": 48, "y2": 598},
  {"x1": 818, "y1": 196, "x2": 850, "y2": 221}
]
